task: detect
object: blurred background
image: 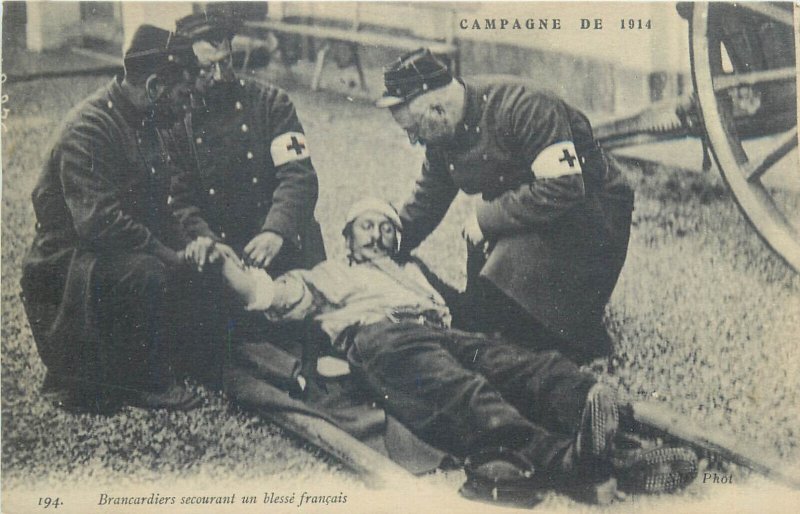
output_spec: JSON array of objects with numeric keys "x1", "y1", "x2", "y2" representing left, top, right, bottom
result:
[{"x1": 2, "y1": 1, "x2": 690, "y2": 115}]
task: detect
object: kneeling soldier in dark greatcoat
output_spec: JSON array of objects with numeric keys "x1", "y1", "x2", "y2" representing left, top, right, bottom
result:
[{"x1": 20, "y1": 26, "x2": 203, "y2": 412}]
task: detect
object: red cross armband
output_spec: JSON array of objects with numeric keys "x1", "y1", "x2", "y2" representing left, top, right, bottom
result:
[
  {"x1": 530, "y1": 141, "x2": 583, "y2": 180},
  {"x1": 270, "y1": 132, "x2": 310, "y2": 166}
]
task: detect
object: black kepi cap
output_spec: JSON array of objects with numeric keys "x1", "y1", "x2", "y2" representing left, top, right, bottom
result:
[
  {"x1": 376, "y1": 48, "x2": 453, "y2": 108},
  {"x1": 176, "y1": 2, "x2": 245, "y2": 42},
  {"x1": 124, "y1": 24, "x2": 195, "y2": 82}
]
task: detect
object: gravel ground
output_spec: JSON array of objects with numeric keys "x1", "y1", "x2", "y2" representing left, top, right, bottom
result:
[{"x1": 2, "y1": 63, "x2": 800, "y2": 512}]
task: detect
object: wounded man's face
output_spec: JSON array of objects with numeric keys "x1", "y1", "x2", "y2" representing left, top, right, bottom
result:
[{"x1": 347, "y1": 212, "x2": 398, "y2": 263}]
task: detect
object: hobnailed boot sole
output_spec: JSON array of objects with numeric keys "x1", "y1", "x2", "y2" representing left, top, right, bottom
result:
[
  {"x1": 615, "y1": 446, "x2": 698, "y2": 494},
  {"x1": 577, "y1": 383, "x2": 620, "y2": 460}
]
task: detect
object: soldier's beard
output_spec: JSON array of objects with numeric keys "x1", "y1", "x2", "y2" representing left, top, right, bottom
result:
[
  {"x1": 147, "y1": 98, "x2": 186, "y2": 128},
  {"x1": 418, "y1": 111, "x2": 454, "y2": 145},
  {"x1": 196, "y1": 75, "x2": 238, "y2": 107}
]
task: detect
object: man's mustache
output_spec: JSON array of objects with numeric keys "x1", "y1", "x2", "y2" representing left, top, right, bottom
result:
[{"x1": 363, "y1": 239, "x2": 391, "y2": 251}]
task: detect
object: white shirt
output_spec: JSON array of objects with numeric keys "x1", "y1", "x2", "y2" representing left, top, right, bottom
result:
[{"x1": 263, "y1": 257, "x2": 451, "y2": 350}]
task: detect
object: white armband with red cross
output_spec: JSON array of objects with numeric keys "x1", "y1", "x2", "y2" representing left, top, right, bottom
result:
[
  {"x1": 531, "y1": 141, "x2": 582, "y2": 179},
  {"x1": 270, "y1": 132, "x2": 310, "y2": 166}
]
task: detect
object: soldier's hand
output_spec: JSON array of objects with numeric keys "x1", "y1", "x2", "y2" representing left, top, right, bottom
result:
[
  {"x1": 163, "y1": 248, "x2": 187, "y2": 269},
  {"x1": 244, "y1": 231, "x2": 284, "y2": 269},
  {"x1": 207, "y1": 243, "x2": 241, "y2": 267},
  {"x1": 183, "y1": 236, "x2": 216, "y2": 272},
  {"x1": 462, "y1": 212, "x2": 486, "y2": 248}
]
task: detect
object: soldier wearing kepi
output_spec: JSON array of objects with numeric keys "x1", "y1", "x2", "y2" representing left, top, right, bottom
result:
[
  {"x1": 168, "y1": 5, "x2": 325, "y2": 382},
  {"x1": 378, "y1": 49, "x2": 635, "y2": 363},
  {"x1": 20, "y1": 26, "x2": 202, "y2": 412},
  {"x1": 173, "y1": 5, "x2": 324, "y2": 275}
]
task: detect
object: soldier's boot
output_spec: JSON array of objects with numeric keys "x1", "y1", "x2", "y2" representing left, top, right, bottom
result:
[
  {"x1": 460, "y1": 447, "x2": 546, "y2": 508},
  {"x1": 560, "y1": 384, "x2": 698, "y2": 495},
  {"x1": 576, "y1": 383, "x2": 620, "y2": 463},
  {"x1": 461, "y1": 383, "x2": 696, "y2": 505},
  {"x1": 457, "y1": 382, "x2": 620, "y2": 507},
  {"x1": 41, "y1": 372, "x2": 122, "y2": 415},
  {"x1": 610, "y1": 400, "x2": 699, "y2": 494},
  {"x1": 612, "y1": 446, "x2": 698, "y2": 494},
  {"x1": 544, "y1": 383, "x2": 621, "y2": 503},
  {"x1": 541, "y1": 383, "x2": 620, "y2": 477}
]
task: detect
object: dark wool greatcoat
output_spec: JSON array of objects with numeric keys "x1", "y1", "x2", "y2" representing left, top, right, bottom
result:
[
  {"x1": 20, "y1": 79, "x2": 190, "y2": 394},
  {"x1": 171, "y1": 79, "x2": 325, "y2": 273},
  {"x1": 399, "y1": 77, "x2": 635, "y2": 350}
]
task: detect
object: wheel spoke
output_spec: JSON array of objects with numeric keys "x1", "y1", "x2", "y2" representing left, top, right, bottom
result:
[
  {"x1": 713, "y1": 67, "x2": 797, "y2": 91},
  {"x1": 691, "y1": 2, "x2": 800, "y2": 272},
  {"x1": 745, "y1": 128, "x2": 799, "y2": 183},
  {"x1": 736, "y1": 2, "x2": 795, "y2": 27}
]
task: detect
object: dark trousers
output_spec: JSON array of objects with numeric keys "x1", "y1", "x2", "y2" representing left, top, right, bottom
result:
[
  {"x1": 88, "y1": 252, "x2": 174, "y2": 395},
  {"x1": 25, "y1": 250, "x2": 185, "y2": 411},
  {"x1": 93, "y1": 254, "x2": 232, "y2": 394},
  {"x1": 463, "y1": 246, "x2": 612, "y2": 364},
  {"x1": 26, "y1": 249, "x2": 297, "y2": 407},
  {"x1": 347, "y1": 321, "x2": 596, "y2": 470}
]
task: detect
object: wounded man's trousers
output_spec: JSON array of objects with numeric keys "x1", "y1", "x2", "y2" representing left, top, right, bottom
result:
[{"x1": 347, "y1": 320, "x2": 597, "y2": 469}]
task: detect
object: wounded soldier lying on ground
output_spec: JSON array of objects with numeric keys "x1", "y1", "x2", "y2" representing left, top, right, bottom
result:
[{"x1": 206, "y1": 198, "x2": 698, "y2": 505}]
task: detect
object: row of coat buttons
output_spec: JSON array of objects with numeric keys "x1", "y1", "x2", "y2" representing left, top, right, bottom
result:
[
  {"x1": 195, "y1": 136, "x2": 255, "y2": 164},
  {"x1": 206, "y1": 172, "x2": 260, "y2": 198},
  {"x1": 446, "y1": 152, "x2": 491, "y2": 170},
  {"x1": 446, "y1": 95, "x2": 489, "y2": 173},
  {"x1": 447, "y1": 162, "x2": 505, "y2": 184},
  {"x1": 457, "y1": 93, "x2": 488, "y2": 137},
  {"x1": 446, "y1": 94, "x2": 508, "y2": 183},
  {"x1": 194, "y1": 127, "x2": 250, "y2": 145},
  {"x1": 194, "y1": 95, "x2": 259, "y2": 196},
  {"x1": 196, "y1": 132, "x2": 258, "y2": 188},
  {"x1": 194, "y1": 123, "x2": 249, "y2": 145}
]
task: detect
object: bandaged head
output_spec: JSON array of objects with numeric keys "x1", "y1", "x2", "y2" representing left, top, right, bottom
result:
[{"x1": 342, "y1": 198, "x2": 403, "y2": 262}]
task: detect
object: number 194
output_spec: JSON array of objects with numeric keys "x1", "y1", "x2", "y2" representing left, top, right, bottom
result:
[
  {"x1": 620, "y1": 19, "x2": 652, "y2": 29},
  {"x1": 39, "y1": 497, "x2": 62, "y2": 508}
]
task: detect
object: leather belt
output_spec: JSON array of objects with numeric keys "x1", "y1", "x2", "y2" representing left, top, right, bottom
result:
[{"x1": 386, "y1": 306, "x2": 447, "y2": 329}]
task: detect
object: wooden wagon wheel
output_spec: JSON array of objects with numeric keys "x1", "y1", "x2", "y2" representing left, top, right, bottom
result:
[{"x1": 689, "y1": 2, "x2": 799, "y2": 271}]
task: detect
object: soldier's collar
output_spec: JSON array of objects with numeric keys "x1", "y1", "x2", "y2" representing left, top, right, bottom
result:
[
  {"x1": 461, "y1": 80, "x2": 484, "y2": 129},
  {"x1": 108, "y1": 76, "x2": 147, "y2": 124},
  {"x1": 452, "y1": 80, "x2": 484, "y2": 144}
]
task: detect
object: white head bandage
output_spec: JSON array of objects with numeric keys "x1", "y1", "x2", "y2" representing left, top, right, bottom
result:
[{"x1": 343, "y1": 198, "x2": 403, "y2": 232}]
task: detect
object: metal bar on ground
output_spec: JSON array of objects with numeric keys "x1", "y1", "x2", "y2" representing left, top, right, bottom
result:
[{"x1": 632, "y1": 401, "x2": 800, "y2": 490}]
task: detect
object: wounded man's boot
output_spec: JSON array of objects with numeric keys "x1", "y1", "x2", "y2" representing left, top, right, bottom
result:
[
  {"x1": 535, "y1": 383, "x2": 698, "y2": 500},
  {"x1": 612, "y1": 445, "x2": 698, "y2": 494},
  {"x1": 572, "y1": 384, "x2": 698, "y2": 495}
]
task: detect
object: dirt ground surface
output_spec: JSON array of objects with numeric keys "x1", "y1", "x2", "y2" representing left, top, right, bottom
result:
[{"x1": 2, "y1": 53, "x2": 800, "y2": 512}]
